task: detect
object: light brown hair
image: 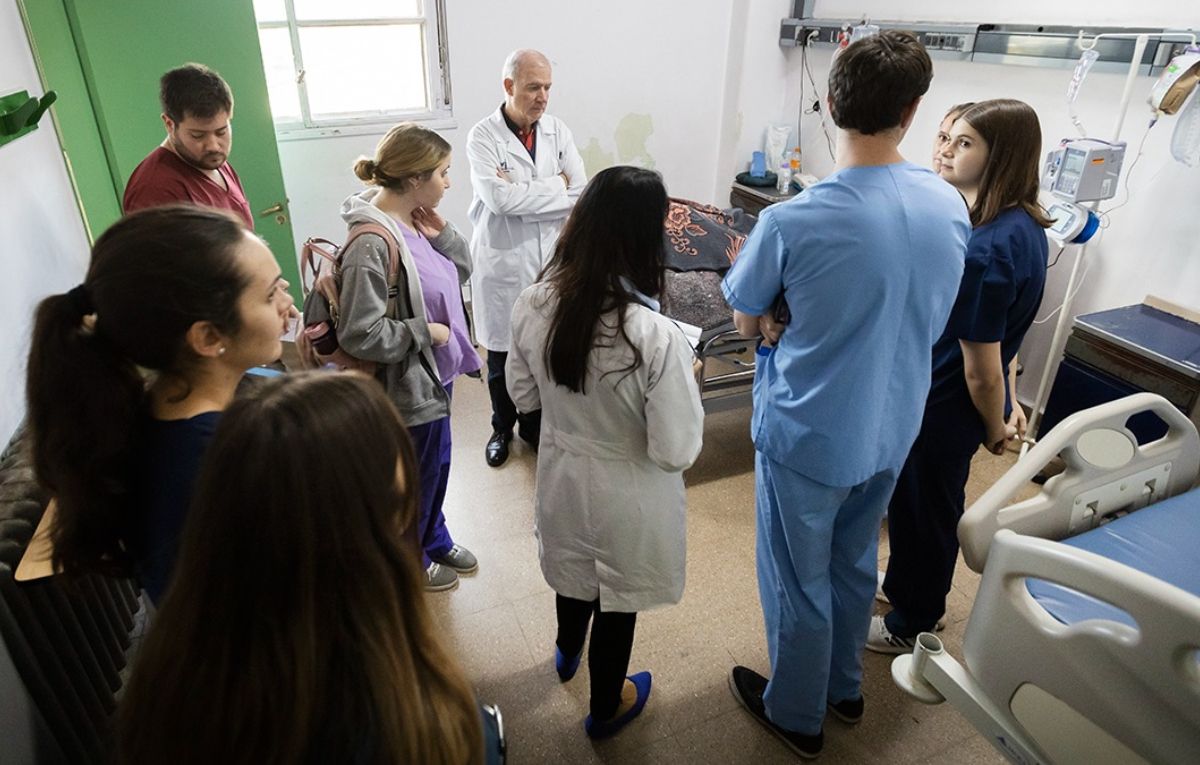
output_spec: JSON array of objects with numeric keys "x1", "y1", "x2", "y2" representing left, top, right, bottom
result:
[
  {"x1": 957, "y1": 99, "x2": 1053, "y2": 228},
  {"x1": 116, "y1": 372, "x2": 483, "y2": 764},
  {"x1": 353, "y1": 122, "x2": 451, "y2": 190}
]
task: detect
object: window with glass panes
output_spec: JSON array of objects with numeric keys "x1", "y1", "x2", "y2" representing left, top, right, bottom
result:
[{"x1": 253, "y1": 0, "x2": 450, "y2": 130}]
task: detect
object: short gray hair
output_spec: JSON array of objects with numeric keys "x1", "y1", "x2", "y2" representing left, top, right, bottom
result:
[{"x1": 502, "y1": 49, "x2": 550, "y2": 81}]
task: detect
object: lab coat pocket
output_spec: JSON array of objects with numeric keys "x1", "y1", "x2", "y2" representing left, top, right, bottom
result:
[{"x1": 483, "y1": 214, "x2": 521, "y2": 250}]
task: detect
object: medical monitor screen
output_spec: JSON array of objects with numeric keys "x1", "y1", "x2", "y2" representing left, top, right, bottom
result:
[{"x1": 1063, "y1": 149, "x2": 1086, "y2": 176}]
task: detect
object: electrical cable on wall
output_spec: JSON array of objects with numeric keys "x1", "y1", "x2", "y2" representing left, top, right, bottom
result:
[
  {"x1": 1046, "y1": 245, "x2": 1065, "y2": 269},
  {"x1": 800, "y1": 41, "x2": 836, "y2": 162}
]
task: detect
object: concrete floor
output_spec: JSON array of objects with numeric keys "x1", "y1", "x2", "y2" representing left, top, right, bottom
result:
[{"x1": 428, "y1": 364, "x2": 1024, "y2": 764}]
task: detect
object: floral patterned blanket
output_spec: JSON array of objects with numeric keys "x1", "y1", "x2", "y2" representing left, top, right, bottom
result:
[
  {"x1": 663, "y1": 198, "x2": 755, "y2": 273},
  {"x1": 660, "y1": 199, "x2": 756, "y2": 331}
]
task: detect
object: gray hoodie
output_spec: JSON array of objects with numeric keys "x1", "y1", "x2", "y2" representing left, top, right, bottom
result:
[{"x1": 336, "y1": 188, "x2": 473, "y2": 427}]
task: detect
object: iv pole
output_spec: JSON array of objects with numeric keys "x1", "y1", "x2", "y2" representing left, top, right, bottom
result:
[{"x1": 1020, "y1": 30, "x2": 1197, "y2": 458}]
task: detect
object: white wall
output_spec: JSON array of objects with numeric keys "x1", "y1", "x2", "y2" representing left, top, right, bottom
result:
[
  {"x1": 0, "y1": 1, "x2": 92, "y2": 445},
  {"x1": 781, "y1": 2, "x2": 1200, "y2": 407},
  {"x1": 811, "y1": 1, "x2": 1196, "y2": 27},
  {"x1": 279, "y1": 0, "x2": 740, "y2": 246},
  {"x1": 276, "y1": 0, "x2": 1200, "y2": 410}
]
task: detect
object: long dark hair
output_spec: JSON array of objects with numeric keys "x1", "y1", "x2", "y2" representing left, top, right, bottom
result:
[
  {"x1": 958, "y1": 99, "x2": 1053, "y2": 228},
  {"x1": 541, "y1": 166, "x2": 669, "y2": 393},
  {"x1": 115, "y1": 373, "x2": 483, "y2": 764},
  {"x1": 26, "y1": 205, "x2": 249, "y2": 578}
]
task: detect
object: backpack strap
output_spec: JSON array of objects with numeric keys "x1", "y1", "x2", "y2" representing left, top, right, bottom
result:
[
  {"x1": 300, "y1": 237, "x2": 341, "y2": 297},
  {"x1": 343, "y1": 223, "x2": 404, "y2": 319}
]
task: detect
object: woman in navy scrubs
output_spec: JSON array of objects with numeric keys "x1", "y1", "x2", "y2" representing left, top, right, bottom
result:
[{"x1": 871, "y1": 99, "x2": 1052, "y2": 650}]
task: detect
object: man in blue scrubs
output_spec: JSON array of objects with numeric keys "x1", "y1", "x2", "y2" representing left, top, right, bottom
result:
[{"x1": 722, "y1": 31, "x2": 970, "y2": 758}]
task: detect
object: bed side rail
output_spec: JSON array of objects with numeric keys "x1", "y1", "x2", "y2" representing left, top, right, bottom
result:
[{"x1": 958, "y1": 393, "x2": 1199, "y2": 571}]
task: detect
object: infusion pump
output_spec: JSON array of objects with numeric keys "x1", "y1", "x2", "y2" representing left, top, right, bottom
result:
[{"x1": 1040, "y1": 138, "x2": 1126, "y2": 203}]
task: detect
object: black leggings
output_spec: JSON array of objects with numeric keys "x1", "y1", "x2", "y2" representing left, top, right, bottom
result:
[{"x1": 555, "y1": 594, "x2": 637, "y2": 720}]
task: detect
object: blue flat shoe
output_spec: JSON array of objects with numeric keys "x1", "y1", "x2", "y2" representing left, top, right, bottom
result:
[
  {"x1": 555, "y1": 646, "x2": 582, "y2": 682},
  {"x1": 584, "y1": 671, "x2": 652, "y2": 739}
]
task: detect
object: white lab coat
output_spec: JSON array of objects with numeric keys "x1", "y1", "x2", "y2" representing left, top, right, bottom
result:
[
  {"x1": 467, "y1": 107, "x2": 587, "y2": 351},
  {"x1": 507, "y1": 283, "x2": 704, "y2": 612}
]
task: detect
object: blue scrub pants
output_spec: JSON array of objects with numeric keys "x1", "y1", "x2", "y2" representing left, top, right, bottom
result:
[{"x1": 755, "y1": 452, "x2": 897, "y2": 735}]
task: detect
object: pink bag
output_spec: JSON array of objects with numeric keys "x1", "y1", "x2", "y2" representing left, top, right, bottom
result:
[{"x1": 298, "y1": 223, "x2": 401, "y2": 374}]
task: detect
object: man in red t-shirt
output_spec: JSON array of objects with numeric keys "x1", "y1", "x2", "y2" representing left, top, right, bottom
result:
[{"x1": 123, "y1": 63, "x2": 254, "y2": 229}]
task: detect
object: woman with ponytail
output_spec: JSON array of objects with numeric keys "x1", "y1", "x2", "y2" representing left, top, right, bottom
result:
[
  {"x1": 26, "y1": 205, "x2": 295, "y2": 601},
  {"x1": 116, "y1": 373, "x2": 501, "y2": 764},
  {"x1": 334, "y1": 122, "x2": 479, "y2": 592}
]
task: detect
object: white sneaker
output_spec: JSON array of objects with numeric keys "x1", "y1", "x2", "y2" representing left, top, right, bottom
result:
[{"x1": 866, "y1": 615, "x2": 916, "y2": 655}]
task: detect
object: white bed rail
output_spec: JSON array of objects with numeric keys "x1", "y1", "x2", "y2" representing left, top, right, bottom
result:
[
  {"x1": 959, "y1": 393, "x2": 1200, "y2": 572},
  {"x1": 895, "y1": 529, "x2": 1200, "y2": 764}
]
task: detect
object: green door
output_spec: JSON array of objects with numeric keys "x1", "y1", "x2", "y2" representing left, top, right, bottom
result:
[{"x1": 22, "y1": 0, "x2": 301, "y2": 299}]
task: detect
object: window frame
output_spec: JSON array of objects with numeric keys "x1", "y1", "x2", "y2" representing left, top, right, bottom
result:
[{"x1": 257, "y1": 0, "x2": 453, "y2": 141}]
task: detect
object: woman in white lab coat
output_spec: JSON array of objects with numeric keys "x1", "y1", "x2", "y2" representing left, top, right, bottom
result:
[{"x1": 507, "y1": 166, "x2": 704, "y2": 739}]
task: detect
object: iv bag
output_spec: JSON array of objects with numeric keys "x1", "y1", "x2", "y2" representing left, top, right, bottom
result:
[
  {"x1": 1171, "y1": 88, "x2": 1200, "y2": 167},
  {"x1": 1067, "y1": 49, "x2": 1100, "y2": 137}
]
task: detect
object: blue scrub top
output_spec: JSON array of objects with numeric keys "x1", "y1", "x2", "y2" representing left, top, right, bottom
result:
[
  {"x1": 723, "y1": 162, "x2": 969, "y2": 487},
  {"x1": 928, "y1": 206, "x2": 1048, "y2": 410},
  {"x1": 128, "y1": 411, "x2": 220, "y2": 602}
]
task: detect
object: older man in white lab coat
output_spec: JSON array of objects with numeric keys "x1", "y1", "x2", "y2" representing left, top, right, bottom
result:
[{"x1": 467, "y1": 48, "x2": 587, "y2": 468}]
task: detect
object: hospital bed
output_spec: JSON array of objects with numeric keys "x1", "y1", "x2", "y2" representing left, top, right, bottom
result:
[
  {"x1": 660, "y1": 200, "x2": 759, "y2": 413},
  {"x1": 891, "y1": 392, "x2": 1200, "y2": 764},
  {"x1": 661, "y1": 272, "x2": 757, "y2": 413}
]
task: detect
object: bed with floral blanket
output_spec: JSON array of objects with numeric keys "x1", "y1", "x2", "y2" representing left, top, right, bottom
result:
[{"x1": 659, "y1": 198, "x2": 759, "y2": 412}]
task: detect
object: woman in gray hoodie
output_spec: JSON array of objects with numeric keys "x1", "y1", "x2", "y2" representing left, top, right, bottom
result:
[{"x1": 337, "y1": 123, "x2": 481, "y2": 592}]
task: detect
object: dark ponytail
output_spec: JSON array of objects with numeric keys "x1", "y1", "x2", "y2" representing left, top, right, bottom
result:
[{"x1": 26, "y1": 205, "x2": 249, "y2": 578}]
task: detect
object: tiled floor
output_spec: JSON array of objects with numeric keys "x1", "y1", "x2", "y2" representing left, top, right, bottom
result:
[{"x1": 429, "y1": 368, "x2": 1023, "y2": 763}]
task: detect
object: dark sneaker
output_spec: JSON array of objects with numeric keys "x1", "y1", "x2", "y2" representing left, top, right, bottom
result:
[
  {"x1": 866, "y1": 615, "x2": 916, "y2": 654},
  {"x1": 485, "y1": 431, "x2": 512, "y2": 467},
  {"x1": 434, "y1": 544, "x2": 478, "y2": 574},
  {"x1": 425, "y1": 562, "x2": 459, "y2": 592},
  {"x1": 728, "y1": 666, "x2": 823, "y2": 759},
  {"x1": 827, "y1": 696, "x2": 864, "y2": 725}
]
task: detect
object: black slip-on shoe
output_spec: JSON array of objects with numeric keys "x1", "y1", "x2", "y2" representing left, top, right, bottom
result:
[
  {"x1": 827, "y1": 695, "x2": 864, "y2": 725},
  {"x1": 728, "y1": 666, "x2": 823, "y2": 759}
]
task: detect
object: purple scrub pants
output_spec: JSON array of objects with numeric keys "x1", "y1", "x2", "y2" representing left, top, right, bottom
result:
[{"x1": 407, "y1": 384, "x2": 456, "y2": 568}]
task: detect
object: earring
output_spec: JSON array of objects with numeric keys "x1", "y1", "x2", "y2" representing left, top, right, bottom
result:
[{"x1": 218, "y1": 346, "x2": 226, "y2": 356}]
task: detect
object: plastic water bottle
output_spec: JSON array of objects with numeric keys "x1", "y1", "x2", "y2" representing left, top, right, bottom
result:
[{"x1": 777, "y1": 163, "x2": 792, "y2": 193}]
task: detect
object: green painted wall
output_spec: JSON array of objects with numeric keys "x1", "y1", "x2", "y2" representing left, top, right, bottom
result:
[
  {"x1": 19, "y1": 0, "x2": 122, "y2": 240},
  {"x1": 23, "y1": 0, "x2": 301, "y2": 299}
]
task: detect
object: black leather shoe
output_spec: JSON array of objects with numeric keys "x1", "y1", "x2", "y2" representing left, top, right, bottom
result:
[{"x1": 486, "y1": 431, "x2": 513, "y2": 467}]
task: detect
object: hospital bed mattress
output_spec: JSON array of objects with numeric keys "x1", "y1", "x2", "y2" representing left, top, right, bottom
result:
[{"x1": 1026, "y1": 486, "x2": 1200, "y2": 627}]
